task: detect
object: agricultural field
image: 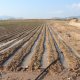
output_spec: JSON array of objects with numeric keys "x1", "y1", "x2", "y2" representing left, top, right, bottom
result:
[{"x1": 0, "y1": 19, "x2": 80, "y2": 80}]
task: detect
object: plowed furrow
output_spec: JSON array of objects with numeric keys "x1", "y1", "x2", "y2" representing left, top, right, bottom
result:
[
  {"x1": 5, "y1": 26, "x2": 42, "y2": 71},
  {"x1": 0, "y1": 26, "x2": 36, "y2": 43},
  {"x1": 41, "y1": 26, "x2": 49, "y2": 68},
  {"x1": 50, "y1": 26, "x2": 80, "y2": 69},
  {"x1": 49, "y1": 27, "x2": 65, "y2": 68},
  {"x1": 0, "y1": 27, "x2": 40, "y2": 66},
  {"x1": 8, "y1": 26, "x2": 37, "y2": 41},
  {"x1": 47, "y1": 27, "x2": 58, "y2": 63},
  {"x1": 29, "y1": 26, "x2": 45, "y2": 70},
  {"x1": 0, "y1": 39, "x2": 16, "y2": 51},
  {"x1": 20, "y1": 26, "x2": 44, "y2": 69},
  {"x1": 0, "y1": 27, "x2": 37, "y2": 51}
]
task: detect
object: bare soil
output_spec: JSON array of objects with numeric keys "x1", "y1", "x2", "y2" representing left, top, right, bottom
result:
[{"x1": 0, "y1": 20, "x2": 80, "y2": 80}]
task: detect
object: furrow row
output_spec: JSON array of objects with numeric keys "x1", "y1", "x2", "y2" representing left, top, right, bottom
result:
[
  {"x1": 0, "y1": 26, "x2": 37, "y2": 51},
  {"x1": 0, "y1": 26, "x2": 40, "y2": 66},
  {"x1": 5, "y1": 26, "x2": 43, "y2": 71},
  {"x1": 29, "y1": 26, "x2": 46, "y2": 70}
]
